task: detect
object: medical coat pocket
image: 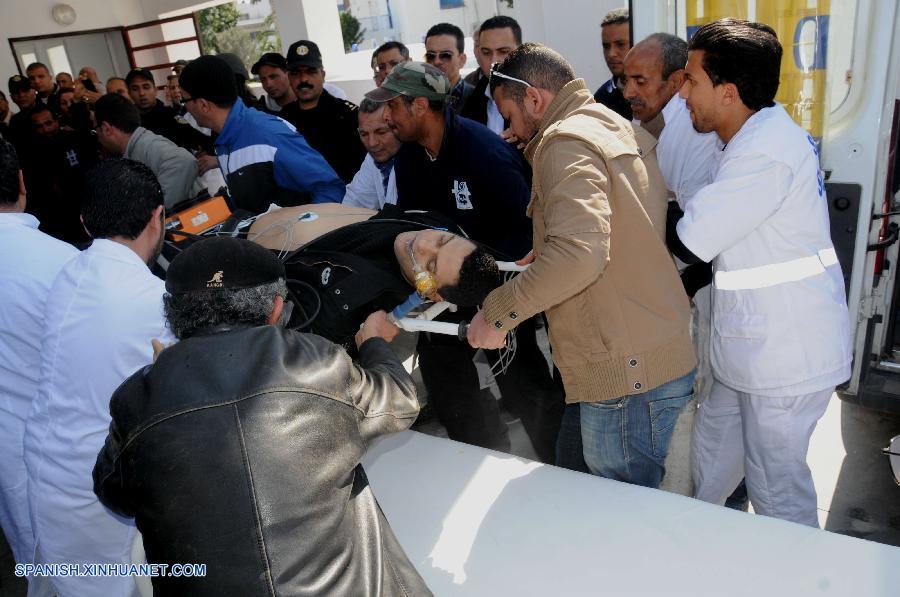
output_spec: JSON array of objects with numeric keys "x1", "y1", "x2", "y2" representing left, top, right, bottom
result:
[{"x1": 713, "y1": 313, "x2": 766, "y2": 340}]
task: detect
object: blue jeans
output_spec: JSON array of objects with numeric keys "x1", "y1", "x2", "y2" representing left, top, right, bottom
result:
[{"x1": 580, "y1": 369, "x2": 696, "y2": 488}]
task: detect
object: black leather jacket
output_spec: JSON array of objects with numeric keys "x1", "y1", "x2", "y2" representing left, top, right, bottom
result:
[{"x1": 93, "y1": 325, "x2": 431, "y2": 596}]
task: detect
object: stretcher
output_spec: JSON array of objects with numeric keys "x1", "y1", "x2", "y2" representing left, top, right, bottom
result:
[{"x1": 363, "y1": 431, "x2": 900, "y2": 597}]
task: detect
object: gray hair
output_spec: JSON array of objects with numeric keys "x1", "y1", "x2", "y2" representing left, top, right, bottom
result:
[
  {"x1": 643, "y1": 33, "x2": 688, "y2": 79},
  {"x1": 164, "y1": 279, "x2": 287, "y2": 339},
  {"x1": 602, "y1": 8, "x2": 629, "y2": 27}
]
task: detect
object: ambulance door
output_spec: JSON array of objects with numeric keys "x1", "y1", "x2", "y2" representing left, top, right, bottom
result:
[{"x1": 630, "y1": 1, "x2": 900, "y2": 408}]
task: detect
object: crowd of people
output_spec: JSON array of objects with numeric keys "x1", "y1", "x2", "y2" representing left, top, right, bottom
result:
[{"x1": 0, "y1": 9, "x2": 852, "y2": 596}]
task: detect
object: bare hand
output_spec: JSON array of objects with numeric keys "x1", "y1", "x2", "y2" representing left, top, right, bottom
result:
[
  {"x1": 466, "y1": 310, "x2": 508, "y2": 350},
  {"x1": 500, "y1": 127, "x2": 526, "y2": 150},
  {"x1": 197, "y1": 154, "x2": 219, "y2": 175},
  {"x1": 516, "y1": 250, "x2": 535, "y2": 266},
  {"x1": 355, "y1": 310, "x2": 400, "y2": 348},
  {"x1": 151, "y1": 338, "x2": 174, "y2": 363}
]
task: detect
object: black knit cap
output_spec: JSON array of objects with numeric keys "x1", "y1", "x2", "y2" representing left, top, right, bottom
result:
[
  {"x1": 165, "y1": 237, "x2": 285, "y2": 293},
  {"x1": 178, "y1": 55, "x2": 238, "y2": 106}
]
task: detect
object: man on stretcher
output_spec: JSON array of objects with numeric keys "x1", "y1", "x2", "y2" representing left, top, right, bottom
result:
[
  {"x1": 247, "y1": 202, "x2": 503, "y2": 346},
  {"x1": 245, "y1": 202, "x2": 564, "y2": 464}
]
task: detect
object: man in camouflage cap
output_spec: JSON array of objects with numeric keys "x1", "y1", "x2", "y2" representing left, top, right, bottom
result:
[{"x1": 364, "y1": 63, "x2": 565, "y2": 465}]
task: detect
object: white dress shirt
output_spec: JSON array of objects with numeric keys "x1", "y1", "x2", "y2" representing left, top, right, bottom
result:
[
  {"x1": 24, "y1": 239, "x2": 171, "y2": 596},
  {"x1": 655, "y1": 94, "x2": 718, "y2": 208},
  {"x1": 0, "y1": 212, "x2": 76, "y2": 564},
  {"x1": 342, "y1": 153, "x2": 398, "y2": 210},
  {"x1": 485, "y1": 83, "x2": 505, "y2": 135}
]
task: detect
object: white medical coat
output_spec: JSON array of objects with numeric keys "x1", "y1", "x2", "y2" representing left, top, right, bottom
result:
[
  {"x1": 24, "y1": 239, "x2": 171, "y2": 596},
  {"x1": 0, "y1": 213, "x2": 76, "y2": 564},
  {"x1": 342, "y1": 153, "x2": 398, "y2": 210},
  {"x1": 676, "y1": 104, "x2": 851, "y2": 396}
]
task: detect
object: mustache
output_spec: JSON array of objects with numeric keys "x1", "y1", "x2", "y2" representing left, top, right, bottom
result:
[
  {"x1": 628, "y1": 98, "x2": 646, "y2": 108},
  {"x1": 296, "y1": 83, "x2": 314, "y2": 91}
]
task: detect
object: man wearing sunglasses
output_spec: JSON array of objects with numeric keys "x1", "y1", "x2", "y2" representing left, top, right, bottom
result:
[
  {"x1": 472, "y1": 44, "x2": 697, "y2": 490},
  {"x1": 425, "y1": 23, "x2": 474, "y2": 114},
  {"x1": 373, "y1": 41, "x2": 411, "y2": 87}
]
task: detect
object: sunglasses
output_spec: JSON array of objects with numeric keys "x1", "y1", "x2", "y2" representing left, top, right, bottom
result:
[
  {"x1": 425, "y1": 51, "x2": 456, "y2": 62},
  {"x1": 489, "y1": 62, "x2": 532, "y2": 88},
  {"x1": 376, "y1": 59, "x2": 403, "y2": 73}
]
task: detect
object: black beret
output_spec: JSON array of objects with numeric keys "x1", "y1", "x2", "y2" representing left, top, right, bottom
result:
[{"x1": 165, "y1": 237, "x2": 285, "y2": 293}]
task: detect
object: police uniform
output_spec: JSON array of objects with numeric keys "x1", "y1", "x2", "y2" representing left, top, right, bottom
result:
[
  {"x1": 280, "y1": 40, "x2": 365, "y2": 184},
  {"x1": 676, "y1": 103, "x2": 852, "y2": 526},
  {"x1": 280, "y1": 90, "x2": 365, "y2": 184}
]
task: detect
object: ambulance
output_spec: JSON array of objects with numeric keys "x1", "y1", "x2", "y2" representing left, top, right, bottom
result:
[{"x1": 632, "y1": 0, "x2": 900, "y2": 412}]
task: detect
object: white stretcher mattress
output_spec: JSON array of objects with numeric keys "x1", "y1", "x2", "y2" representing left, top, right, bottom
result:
[{"x1": 363, "y1": 431, "x2": 900, "y2": 596}]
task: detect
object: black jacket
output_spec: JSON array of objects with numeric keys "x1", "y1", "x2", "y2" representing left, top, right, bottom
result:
[
  {"x1": 394, "y1": 109, "x2": 532, "y2": 259},
  {"x1": 140, "y1": 100, "x2": 212, "y2": 153},
  {"x1": 459, "y1": 73, "x2": 509, "y2": 130},
  {"x1": 594, "y1": 77, "x2": 633, "y2": 121},
  {"x1": 93, "y1": 325, "x2": 431, "y2": 596},
  {"x1": 280, "y1": 91, "x2": 366, "y2": 184}
]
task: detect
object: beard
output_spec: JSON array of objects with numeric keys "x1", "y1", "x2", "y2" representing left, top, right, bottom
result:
[{"x1": 147, "y1": 219, "x2": 165, "y2": 268}]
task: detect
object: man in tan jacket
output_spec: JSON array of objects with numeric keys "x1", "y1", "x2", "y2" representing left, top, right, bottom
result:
[{"x1": 469, "y1": 43, "x2": 696, "y2": 488}]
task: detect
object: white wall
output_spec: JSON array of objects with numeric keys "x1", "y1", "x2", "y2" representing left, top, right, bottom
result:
[{"x1": 513, "y1": 0, "x2": 626, "y2": 92}]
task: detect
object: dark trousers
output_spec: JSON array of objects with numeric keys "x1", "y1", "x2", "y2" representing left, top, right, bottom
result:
[{"x1": 416, "y1": 316, "x2": 564, "y2": 463}]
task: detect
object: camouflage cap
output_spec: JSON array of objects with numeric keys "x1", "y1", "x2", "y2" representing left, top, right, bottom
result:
[{"x1": 365, "y1": 61, "x2": 450, "y2": 102}]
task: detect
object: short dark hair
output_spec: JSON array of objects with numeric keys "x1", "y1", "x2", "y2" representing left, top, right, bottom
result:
[
  {"x1": 29, "y1": 105, "x2": 55, "y2": 121},
  {"x1": 94, "y1": 93, "x2": 141, "y2": 134},
  {"x1": 438, "y1": 245, "x2": 501, "y2": 306},
  {"x1": 82, "y1": 159, "x2": 164, "y2": 240},
  {"x1": 178, "y1": 55, "x2": 238, "y2": 109},
  {"x1": 644, "y1": 33, "x2": 688, "y2": 79},
  {"x1": 359, "y1": 98, "x2": 384, "y2": 114},
  {"x1": 0, "y1": 141, "x2": 20, "y2": 206},
  {"x1": 688, "y1": 18, "x2": 782, "y2": 111},
  {"x1": 164, "y1": 279, "x2": 287, "y2": 339},
  {"x1": 25, "y1": 62, "x2": 50, "y2": 74},
  {"x1": 478, "y1": 15, "x2": 522, "y2": 45},
  {"x1": 490, "y1": 42, "x2": 575, "y2": 104},
  {"x1": 426, "y1": 23, "x2": 465, "y2": 54},
  {"x1": 375, "y1": 41, "x2": 410, "y2": 60},
  {"x1": 107, "y1": 76, "x2": 126, "y2": 85},
  {"x1": 602, "y1": 8, "x2": 629, "y2": 27}
]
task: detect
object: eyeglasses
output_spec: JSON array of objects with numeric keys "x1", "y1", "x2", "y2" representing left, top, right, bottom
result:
[
  {"x1": 425, "y1": 51, "x2": 456, "y2": 62},
  {"x1": 376, "y1": 59, "x2": 403, "y2": 73},
  {"x1": 179, "y1": 97, "x2": 197, "y2": 107},
  {"x1": 489, "y1": 62, "x2": 532, "y2": 88}
]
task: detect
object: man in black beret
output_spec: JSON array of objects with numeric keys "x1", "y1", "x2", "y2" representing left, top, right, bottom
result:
[{"x1": 93, "y1": 236, "x2": 432, "y2": 596}]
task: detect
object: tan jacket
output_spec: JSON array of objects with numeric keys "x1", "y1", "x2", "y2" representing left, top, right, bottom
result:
[{"x1": 482, "y1": 79, "x2": 696, "y2": 403}]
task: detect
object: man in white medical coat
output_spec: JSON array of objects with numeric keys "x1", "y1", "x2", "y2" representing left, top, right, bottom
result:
[
  {"x1": 0, "y1": 140, "x2": 76, "y2": 596},
  {"x1": 673, "y1": 19, "x2": 851, "y2": 526},
  {"x1": 23, "y1": 158, "x2": 172, "y2": 595}
]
